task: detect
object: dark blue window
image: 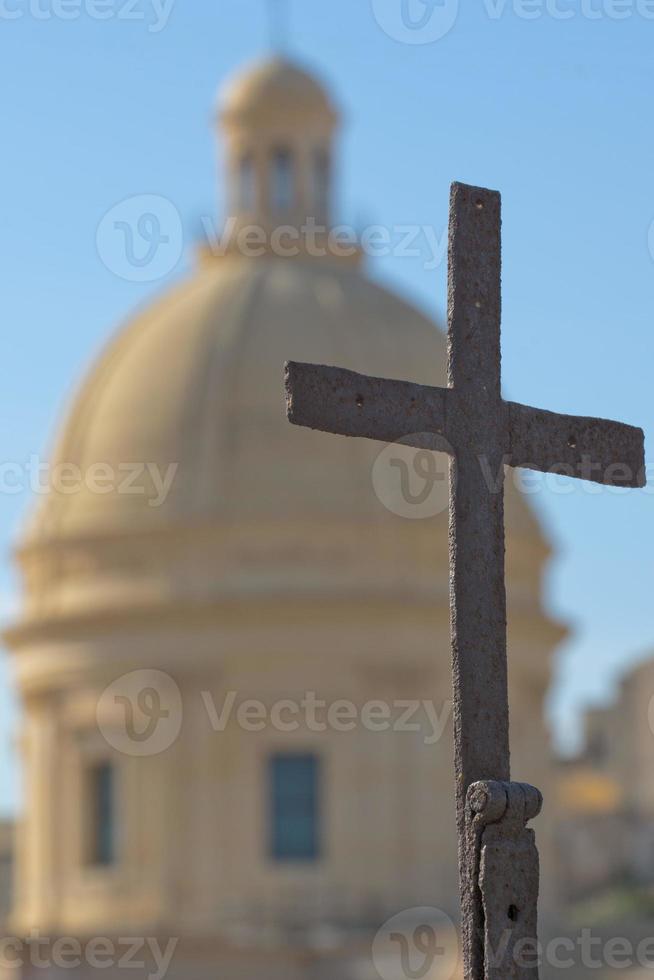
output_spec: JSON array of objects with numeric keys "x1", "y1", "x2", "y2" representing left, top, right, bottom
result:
[
  {"x1": 269, "y1": 754, "x2": 321, "y2": 862},
  {"x1": 271, "y1": 147, "x2": 294, "y2": 212},
  {"x1": 88, "y1": 762, "x2": 116, "y2": 867}
]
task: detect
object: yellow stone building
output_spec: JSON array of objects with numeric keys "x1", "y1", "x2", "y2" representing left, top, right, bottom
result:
[
  {"x1": 4, "y1": 56, "x2": 564, "y2": 979},
  {"x1": 556, "y1": 656, "x2": 654, "y2": 904}
]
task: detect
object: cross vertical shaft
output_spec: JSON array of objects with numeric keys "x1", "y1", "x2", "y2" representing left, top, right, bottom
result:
[{"x1": 447, "y1": 183, "x2": 510, "y2": 979}]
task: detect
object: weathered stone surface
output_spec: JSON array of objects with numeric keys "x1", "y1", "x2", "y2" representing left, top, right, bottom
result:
[
  {"x1": 285, "y1": 362, "x2": 449, "y2": 451},
  {"x1": 467, "y1": 781, "x2": 542, "y2": 980},
  {"x1": 508, "y1": 401, "x2": 645, "y2": 487}
]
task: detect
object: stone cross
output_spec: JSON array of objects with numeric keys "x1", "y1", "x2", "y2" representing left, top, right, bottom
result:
[{"x1": 284, "y1": 181, "x2": 645, "y2": 980}]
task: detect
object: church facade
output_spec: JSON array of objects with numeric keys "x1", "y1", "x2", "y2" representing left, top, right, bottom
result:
[{"x1": 3, "y1": 56, "x2": 564, "y2": 980}]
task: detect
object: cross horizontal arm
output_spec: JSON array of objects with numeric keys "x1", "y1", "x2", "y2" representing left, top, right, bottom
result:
[
  {"x1": 285, "y1": 361, "x2": 452, "y2": 452},
  {"x1": 508, "y1": 401, "x2": 646, "y2": 488}
]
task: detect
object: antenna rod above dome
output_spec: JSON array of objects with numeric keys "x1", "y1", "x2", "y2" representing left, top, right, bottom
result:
[{"x1": 267, "y1": 0, "x2": 290, "y2": 53}]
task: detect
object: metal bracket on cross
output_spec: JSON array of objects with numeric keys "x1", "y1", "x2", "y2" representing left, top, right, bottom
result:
[{"x1": 465, "y1": 781, "x2": 542, "y2": 980}]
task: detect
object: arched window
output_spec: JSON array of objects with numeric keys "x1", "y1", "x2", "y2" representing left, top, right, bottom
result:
[
  {"x1": 312, "y1": 148, "x2": 330, "y2": 219},
  {"x1": 271, "y1": 147, "x2": 294, "y2": 213},
  {"x1": 238, "y1": 153, "x2": 256, "y2": 212}
]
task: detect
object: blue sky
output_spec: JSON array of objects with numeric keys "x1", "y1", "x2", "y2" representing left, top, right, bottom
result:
[{"x1": 0, "y1": 0, "x2": 652, "y2": 813}]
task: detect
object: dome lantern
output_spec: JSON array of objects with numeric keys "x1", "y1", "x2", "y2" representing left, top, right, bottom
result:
[{"x1": 218, "y1": 57, "x2": 339, "y2": 241}]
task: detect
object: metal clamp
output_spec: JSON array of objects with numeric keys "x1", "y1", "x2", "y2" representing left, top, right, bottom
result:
[{"x1": 464, "y1": 781, "x2": 542, "y2": 980}]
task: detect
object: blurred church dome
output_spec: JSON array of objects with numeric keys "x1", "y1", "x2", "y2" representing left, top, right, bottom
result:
[
  {"x1": 26, "y1": 257, "x2": 450, "y2": 539},
  {"x1": 221, "y1": 56, "x2": 338, "y2": 124},
  {"x1": 12, "y1": 57, "x2": 549, "y2": 640}
]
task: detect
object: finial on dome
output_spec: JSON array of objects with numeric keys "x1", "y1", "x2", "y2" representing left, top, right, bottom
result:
[{"x1": 267, "y1": 0, "x2": 290, "y2": 53}]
